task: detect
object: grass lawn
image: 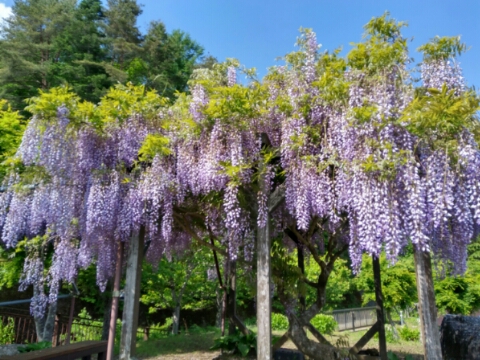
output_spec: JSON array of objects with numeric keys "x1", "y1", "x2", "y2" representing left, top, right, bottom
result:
[
  {"x1": 134, "y1": 327, "x2": 221, "y2": 359},
  {"x1": 133, "y1": 319, "x2": 424, "y2": 360}
]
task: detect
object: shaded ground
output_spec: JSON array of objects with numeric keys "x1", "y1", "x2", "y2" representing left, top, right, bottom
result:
[{"x1": 135, "y1": 326, "x2": 424, "y2": 360}]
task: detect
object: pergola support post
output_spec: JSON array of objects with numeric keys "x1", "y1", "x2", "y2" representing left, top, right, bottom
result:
[
  {"x1": 106, "y1": 242, "x2": 124, "y2": 360},
  {"x1": 257, "y1": 212, "x2": 272, "y2": 359},
  {"x1": 372, "y1": 255, "x2": 387, "y2": 360},
  {"x1": 120, "y1": 226, "x2": 145, "y2": 360},
  {"x1": 413, "y1": 247, "x2": 442, "y2": 359}
]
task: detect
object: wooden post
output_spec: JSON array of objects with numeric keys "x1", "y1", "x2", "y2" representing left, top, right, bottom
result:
[
  {"x1": 257, "y1": 210, "x2": 271, "y2": 359},
  {"x1": 372, "y1": 255, "x2": 387, "y2": 360},
  {"x1": 413, "y1": 247, "x2": 442, "y2": 359},
  {"x1": 120, "y1": 226, "x2": 145, "y2": 360},
  {"x1": 106, "y1": 242, "x2": 124, "y2": 360},
  {"x1": 227, "y1": 260, "x2": 237, "y2": 335},
  {"x1": 52, "y1": 315, "x2": 59, "y2": 347},
  {"x1": 66, "y1": 295, "x2": 75, "y2": 345}
]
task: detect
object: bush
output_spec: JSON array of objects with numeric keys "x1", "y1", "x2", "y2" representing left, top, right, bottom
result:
[
  {"x1": 399, "y1": 326, "x2": 420, "y2": 342},
  {"x1": 271, "y1": 313, "x2": 289, "y2": 330},
  {"x1": 387, "y1": 351, "x2": 415, "y2": 360},
  {"x1": 374, "y1": 325, "x2": 398, "y2": 343},
  {"x1": 18, "y1": 341, "x2": 51, "y2": 353},
  {"x1": 0, "y1": 317, "x2": 15, "y2": 344},
  {"x1": 211, "y1": 332, "x2": 257, "y2": 357},
  {"x1": 311, "y1": 314, "x2": 337, "y2": 335}
]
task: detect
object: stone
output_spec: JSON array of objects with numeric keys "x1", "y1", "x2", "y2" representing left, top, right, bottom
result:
[
  {"x1": 440, "y1": 314, "x2": 480, "y2": 360},
  {"x1": 0, "y1": 344, "x2": 25, "y2": 356}
]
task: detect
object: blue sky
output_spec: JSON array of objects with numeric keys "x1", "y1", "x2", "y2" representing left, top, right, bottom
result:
[{"x1": 1, "y1": 0, "x2": 479, "y2": 87}]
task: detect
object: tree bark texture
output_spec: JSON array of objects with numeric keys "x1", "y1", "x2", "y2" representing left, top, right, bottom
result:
[
  {"x1": 440, "y1": 314, "x2": 480, "y2": 360},
  {"x1": 120, "y1": 227, "x2": 145, "y2": 360},
  {"x1": 172, "y1": 304, "x2": 180, "y2": 335},
  {"x1": 227, "y1": 260, "x2": 237, "y2": 335},
  {"x1": 413, "y1": 247, "x2": 442, "y2": 359},
  {"x1": 34, "y1": 298, "x2": 57, "y2": 342},
  {"x1": 257, "y1": 210, "x2": 272, "y2": 359},
  {"x1": 286, "y1": 313, "x2": 338, "y2": 360},
  {"x1": 372, "y1": 255, "x2": 387, "y2": 360},
  {"x1": 107, "y1": 242, "x2": 124, "y2": 360}
]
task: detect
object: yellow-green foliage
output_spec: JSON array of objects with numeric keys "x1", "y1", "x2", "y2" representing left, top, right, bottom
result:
[
  {"x1": 25, "y1": 83, "x2": 169, "y2": 133},
  {"x1": 138, "y1": 134, "x2": 171, "y2": 162},
  {"x1": 0, "y1": 100, "x2": 24, "y2": 174},
  {"x1": 348, "y1": 12, "x2": 408, "y2": 74},
  {"x1": 418, "y1": 36, "x2": 467, "y2": 61},
  {"x1": 400, "y1": 85, "x2": 480, "y2": 152},
  {"x1": 203, "y1": 83, "x2": 268, "y2": 129},
  {"x1": 313, "y1": 49, "x2": 349, "y2": 105},
  {"x1": 97, "y1": 83, "x2": 168, "y2": 124}
]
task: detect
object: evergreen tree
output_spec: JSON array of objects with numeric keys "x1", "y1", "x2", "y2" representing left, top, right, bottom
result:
[
  {"x1": 104, "y1": 0, "x2": 142, "y2": 74},
  {"x1": 0, "y1": 0, "x2": 78, "y2": 110},
  {"x1": 142, "y1": 21, "x2": 204, "y2": 97},
  {"x1": 67, "y1": 0, "x2": 113, "y2": 102},
  {"x1": 0, "y1": 0, "x2": 206, "y2": 108}
]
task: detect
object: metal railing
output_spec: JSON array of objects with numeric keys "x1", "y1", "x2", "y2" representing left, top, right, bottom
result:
[
  {"x1": 326, "y1": 306, "x2": 377, "y2": 331},
  {"x1": 0, "y1": 310, "x2": 169, "y2": 346}
]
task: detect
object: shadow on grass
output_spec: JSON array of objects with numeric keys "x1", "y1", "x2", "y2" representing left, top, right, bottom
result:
[{"x1": 135, "y1": 328, "x2": 221, "y2": 358}]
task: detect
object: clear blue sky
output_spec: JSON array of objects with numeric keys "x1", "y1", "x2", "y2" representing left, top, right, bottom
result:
[
  {"x1": 134, "y1": 0, "x2": 480, "y2": 88},
  {"x1": 1, "y1": 0, "x2": 479, "y2": 87}
]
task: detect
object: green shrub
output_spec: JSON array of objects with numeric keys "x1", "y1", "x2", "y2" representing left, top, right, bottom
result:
[
  {"x1": 18, "y1": 341, "x2": 51, "y2": 353},
  {"x1": 374, "y1": 325, "x2": 398, "y2": 343},
  {"x1": 387, "y1": 351, "x2": 415, "y2": 360},
  {"x1": 0, "y1": 317, "x2": 15, "y2": 344},
  {"x1": 311, "y1": 314, "x2": 337, "y2": 335},
  {"x1": 271, "y1": 313, "x2": 289, "y2": 330},
  {"x1": 399, "y1": 326, "x2": 420, "y2": 342},
  {"x1": 244, "y1": 317, "x2": 256, "y2": 327},
  {"x1": 211, "y1": 332, "x2": 256, "y2": 357}
]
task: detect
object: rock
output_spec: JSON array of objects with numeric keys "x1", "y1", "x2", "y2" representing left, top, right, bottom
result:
[
  {"x1": 440, "y1": 314, "x2": 480, "y2": 360},
  {"x1": 0, "y1": 344, "x2": 25, "y2": 356},
  {"x1": 273, "y1": 348, "x2": 305, "y2": 360}
]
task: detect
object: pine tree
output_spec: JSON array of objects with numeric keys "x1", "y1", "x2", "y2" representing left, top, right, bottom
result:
[
  {"x1": 67, "y1": 0, "x2": 113, "y2": 102},
  {"x1": 104, "y1": 0, "x2": 142, "y2": 73},
  {"x1": 0, "y1": 0, "x2": 78, "y2": 110},
  {"x1": 142, "y1": 21, "x2": 204, "y2": 97}
]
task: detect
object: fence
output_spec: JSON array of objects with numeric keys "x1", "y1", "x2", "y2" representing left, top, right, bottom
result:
[
  {"x1": 0, "y1": 309, "x2": 169, "y2": 346},
  {"x1": 1, "y1": 312, "x2": 37, "y2": 344},
  {"x1": 326, "y1": 306, "x2": 377, "y2": 331}
]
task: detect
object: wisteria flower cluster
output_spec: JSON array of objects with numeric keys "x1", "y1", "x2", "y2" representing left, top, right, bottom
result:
[{"x1": 1, "y1": 18, "x2": 479, "y2": 317}]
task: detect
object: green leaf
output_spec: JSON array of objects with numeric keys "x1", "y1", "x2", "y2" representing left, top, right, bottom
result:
[{"x1": 237, "y1": 343, "x2": 250, "y2": 357}]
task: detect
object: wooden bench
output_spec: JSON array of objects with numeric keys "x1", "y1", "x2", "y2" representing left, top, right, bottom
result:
[{"x1": 0, "y1": 341, "x2": 107, "y2": 360}]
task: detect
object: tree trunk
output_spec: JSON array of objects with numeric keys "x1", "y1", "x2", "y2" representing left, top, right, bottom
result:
[
  {"x1": 216, "y1": 287, "x2": 222, "y2": 328},
  {"x1": 440, "y1": 314, "x2": 480, "y2": 360},
  {"x1": 386, "y1": 310, "x2": 399, "y2": 340},
  {"x1": 297, "y1": 243, "x2": 306, "y2": 311},
  {"x1": 221, "y1": 287, "x2": 227, "y2": 336},
  {"x1": 34, "y1": 300, "x2": 58, "y2": 342},
  {"x1": 43, "y1": 302, "x2": 57, "y2": 342},
  {"x1": 413, "y1": 247, "x2": 442, "y2": 359},
  {"x1": 172, "y1": 303, "x2": 181, "y2": 335},
  {"x1": 287, "y1": 313, "x2": 338, "y2": 360}
]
